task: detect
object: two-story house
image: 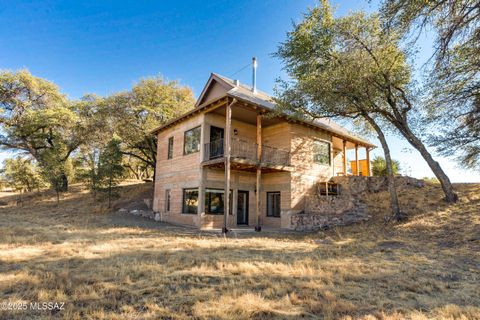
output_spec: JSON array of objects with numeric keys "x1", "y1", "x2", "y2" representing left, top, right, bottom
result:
[{"x1": 151, "y1": 73, "x2": 375, "y2": 231}]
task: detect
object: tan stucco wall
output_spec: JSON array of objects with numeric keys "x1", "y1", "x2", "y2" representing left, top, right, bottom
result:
[
  {"x1": 153, "y1": 114, "x2": 204, "y2": 227},
  {"x1": 153, "y1": 107, "x2": 343, "y2": 230},
  {"x1": 290, "y1": 123, "x2": 334, "y2": 212}
]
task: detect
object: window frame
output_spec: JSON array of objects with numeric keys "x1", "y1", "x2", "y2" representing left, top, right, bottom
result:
[
  {"x1": 167, "y1": 136, "x2": 174, "y2": 159},
  {"x1": 266, "y1": 191, "x2": 281, "y2": 218},
  {"x1": 165, "y1": 189, "x2": 171, "y2": 212},
  {"x1": 182, "y1": 188, "x2": 199, "y2": 214},
  {"x1": 312, "y1": 139, "x2": 331, "y2": 166},
  {"x1": 183, "y1": 126, "x2": 201, "y2": 155},
  {"x1": 205, "y1": 188, "x2": 232, "y2": 215}
]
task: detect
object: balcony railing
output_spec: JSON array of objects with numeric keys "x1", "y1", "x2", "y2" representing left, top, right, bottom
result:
[{"x1": 203, "y1": 138, "x2": 290, "y2": 167}]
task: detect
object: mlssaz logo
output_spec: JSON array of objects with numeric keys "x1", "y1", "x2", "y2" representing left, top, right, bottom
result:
[{"x1": 30, "y1": 302, "x2": 65, "y2": 311}]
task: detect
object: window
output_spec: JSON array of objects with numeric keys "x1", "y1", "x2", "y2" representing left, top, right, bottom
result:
[
  {"x1": 165, "y1": 189, "x2": 171, "y2": 212},
  {"x1": 266, "y1": 192, "x2": 281, "y2": 217},
  {"x1": 313, "y1": 140, "x2": 331, "y2": 165},
  {"x1": 182, "y1": 188, "x2": 198, "y2": 214},
  {"x1": 184, "y1": 126, "x2": 201, "y2": 155},
  {"x1": 205, "y1": 189, "x2": 232, "y2": 215},
  {"x1": 167, "y1": 137, "x2": 174, "y2": 159}
]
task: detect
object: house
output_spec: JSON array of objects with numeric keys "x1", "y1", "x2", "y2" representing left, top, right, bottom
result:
[{"x1": 151, "y1": 72, "x2": 375, "y2": 230}]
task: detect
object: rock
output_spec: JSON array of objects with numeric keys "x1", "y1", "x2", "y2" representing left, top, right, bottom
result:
[
  {"x1": 313, "y1": 238, "x2": 333, "y2": 245},
  {"x1": 143, "y1": 198, "x2": 153, "y2": 209},
  {"x1": 154, "y1": 213, "x2": 160, "y2": 221},
  {"x1": 118, "y1": 208, "x2": 128, "y2": 213}
]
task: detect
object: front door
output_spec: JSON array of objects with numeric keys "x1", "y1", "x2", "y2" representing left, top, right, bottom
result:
[
  {"x1": 209, "y1": 126, "x2": 224, "y2": 159},
  {"x1": 236, "y1": 191, "x2": 249, "y2": 225}
]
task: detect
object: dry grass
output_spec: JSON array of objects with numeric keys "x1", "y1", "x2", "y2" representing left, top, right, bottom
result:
[{"x1": 0, "y1": 181, "x2": 479, "y2": 319}]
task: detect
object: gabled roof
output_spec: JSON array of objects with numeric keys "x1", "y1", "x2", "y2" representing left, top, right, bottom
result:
[{"x1": 152, "y1": 73, "x2": 376, "y2": 148}]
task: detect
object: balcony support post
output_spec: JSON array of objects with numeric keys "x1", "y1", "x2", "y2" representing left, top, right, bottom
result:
[
  {"x1": 342, "y1": 140, "x2": 347, "y2": 176},
  {"x1": 198, "y1": 123, "x2": 206, "y2": 228},
  {"x1": 366, "y1": 146, "x2": 371, "y2": 177},
  {"x1": 223, "y1": 98, "x2": 235, "y2": 234},
  {"x1": 255, "y1": 113, "x2": 262, "y2": 232},
  {"x1": 355, "y1": 144, "x2": 360, "y2": 176}
]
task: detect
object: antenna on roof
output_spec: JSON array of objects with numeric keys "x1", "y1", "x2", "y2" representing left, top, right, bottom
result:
[{"x1": 252, "y1": 57, "x2": 257, "y2": 93}]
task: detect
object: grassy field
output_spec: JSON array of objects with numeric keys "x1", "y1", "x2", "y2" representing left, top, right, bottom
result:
[{"x1": 0, "y1": 181, "x2": 479, "y2": 319}]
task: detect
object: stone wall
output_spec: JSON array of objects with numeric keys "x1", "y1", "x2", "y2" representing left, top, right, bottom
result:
[{"x1": 290, "y1": 176, "x2": 424, "y2": 231}]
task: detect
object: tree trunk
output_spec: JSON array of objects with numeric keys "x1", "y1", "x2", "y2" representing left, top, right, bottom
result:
[
  {"x1": 363, "y1": 114, "x2": 406, "y2": 221},
  {"x1": 59, "y1": 173, "x2": 68, "y2": 192},
  {"x1": 394, "y1": 121, "x2": 458, "y2": 203}
]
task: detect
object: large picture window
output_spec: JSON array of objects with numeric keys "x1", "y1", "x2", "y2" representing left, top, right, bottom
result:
[
  {"x1": 313, "y1": 140, "x2": 331, "y2": 165},
  {"x1": 182, "y1": 188, "x2": 198, "y2": 214},
  {"x1": 205, "y1": 189, "x2": 232, "y2": 215},
  {"x1": 266, "y1": 192, "x2": 281, "y2": 217},
  {"x1": 184, "y1": 126, "x2": 201, "y2": 155},
  {"x1": 167, "y1": 137, "x2": 174, "y2": 159}
]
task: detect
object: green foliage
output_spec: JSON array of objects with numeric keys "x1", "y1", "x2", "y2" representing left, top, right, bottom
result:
[
  {"x1": 371, "y1": 156, "x2": 401, "y2": 177},
  {"x1": 422, "y1": 176, "x2": 440, "y2": 184},
  {"x1": 0, "y1": 70, "x2": 92, "y2": 191},
  {"x1": 381, "y1": 0, "x2": 480, "y2": 169},
  {"x1": 275, "y1": 0, "x2": 457, "y2": 203},
  {"x1": 2, "y1": 157, "x2": 45, "y2": 193},
  {"x1": 104, "y1": 76, "x2": 195, "y2": 171},
  {"x1": 97, "y1": 138, "x2": 125, "y2": 207}
]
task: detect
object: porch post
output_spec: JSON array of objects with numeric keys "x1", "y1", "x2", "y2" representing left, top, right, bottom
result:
[
  {"x1": 342, "y1": 140, "x2": 347, "y2": 176},
  {"x1": 355, "y1": 144, "x2": 360, "y2": 176},
  {"x1": 255, "y1": 113, "x2": 262, "y2": 232},
  {"x1": 197, "y1": 121, "x2": 206, "y2": 228},
  {"x1": 366, "y1": 146, "x2": 371, "y2": 176},
  {"x1": 223, "y1": 99, "x2": 233, "y2": 233}
]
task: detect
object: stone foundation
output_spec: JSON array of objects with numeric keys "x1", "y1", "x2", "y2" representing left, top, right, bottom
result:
[{"x1": 291, "y1": 176, "x2": 424, "y2": 231}]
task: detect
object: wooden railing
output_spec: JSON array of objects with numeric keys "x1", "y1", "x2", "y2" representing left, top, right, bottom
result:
[{"x1": 203, "y1": 138, "x2": 290, "y2": 167}]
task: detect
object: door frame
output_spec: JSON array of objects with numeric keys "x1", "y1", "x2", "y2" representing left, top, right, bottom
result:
[{"x1": 236, "y1": 190, "x2": 249, "y2": 225}]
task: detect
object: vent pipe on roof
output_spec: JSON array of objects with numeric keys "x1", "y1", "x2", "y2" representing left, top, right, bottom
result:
[
  {"x1": 252, "y1": 57, "x2": 257, "y2": 93},
  {"x1": 234, "y1": 79, "x2": 240, "y2": 86}
]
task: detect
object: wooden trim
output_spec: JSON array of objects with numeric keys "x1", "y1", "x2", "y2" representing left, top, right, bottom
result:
[
  {"x1": 255, "y1": 113, "x2": 262, "y2": 229},
  {"x1": 342, "y1": 140, "x2": 347, "y2": 176},
  {"x1": 150, "y1": 96, "x2": 228, "y2": 134},
  {"x1": 355, "y1": 144, "x2": 360, "y2": 176},
  {"x1": 366, "y1": 147, "x2": 371, "y2": 177},
  {"x1": 223, "y1": 99, "x2": 235, "y2": 232}
]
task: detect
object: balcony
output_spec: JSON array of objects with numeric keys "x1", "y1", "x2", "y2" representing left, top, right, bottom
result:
[{"x1": 202, "y1": 138, "x2": 291, "y2": 171}]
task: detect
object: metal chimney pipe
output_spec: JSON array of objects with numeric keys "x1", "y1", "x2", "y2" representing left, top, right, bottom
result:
[{"x1": 252, "y1": 57, "x2": 257, "y2": 93}]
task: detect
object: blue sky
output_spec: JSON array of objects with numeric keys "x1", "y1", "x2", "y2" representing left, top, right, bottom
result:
[{"x1": 1, "y1": 0, "x2": 478, "y2": 182}]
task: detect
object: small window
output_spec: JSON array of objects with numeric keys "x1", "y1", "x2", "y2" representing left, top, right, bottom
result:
[
  {"x1": 182, "y1": 188, "x2": 198, "y2": 214},
  {"x1": 165, "y1": 189, "x2": 171, "y2": 212},
  {"x1": 167, "y1": 137, "x2": 174, "y2": 159},
  {"x1": 266, "y1": 192, "x2": 281, "y2": 217},
  {"x1": 205, "y1": 189, "x2": 232, "y2": 215},
  {"x1": 313, "y1": 140, "x2": 331, "y2": 165},
  {"x1": 184, "y1": 126, "x2": 201, "y2": 155}
]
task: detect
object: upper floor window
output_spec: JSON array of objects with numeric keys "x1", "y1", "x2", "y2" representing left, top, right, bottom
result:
[
  {"x1": 167, "y1": 137, "x2": 174, "y2": 159},
  {"x1": 184, "y1": 126, "x2": 201, "y2": 155},
  {"x1": 313, "y1": 140, "x2": 331, "y2": 166}
]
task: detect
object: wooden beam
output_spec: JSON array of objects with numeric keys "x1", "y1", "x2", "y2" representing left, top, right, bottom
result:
[
  {"x1": 255, "y1": 113, "x2": 262, "y2": 232},
  {"x1": 355, "y1": 144, "x2": 360, "y2": 176},
  {"x1": 366, "y1": 147, "x2": 371, "y2": 177},
  {"x1": 342, "y1": 140, "x2": 347, "y2": 176},
  {"x1": 223, "y1": 99, "x2": 234, "y2": 233},
  {"x1": 197, "y1": 122, "x2": 206, "y2": 228}
]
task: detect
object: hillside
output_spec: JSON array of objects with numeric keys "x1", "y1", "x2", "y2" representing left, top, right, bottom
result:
[{"x1": 0, "y1": 181, "x2": 478, "y2": 319}]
